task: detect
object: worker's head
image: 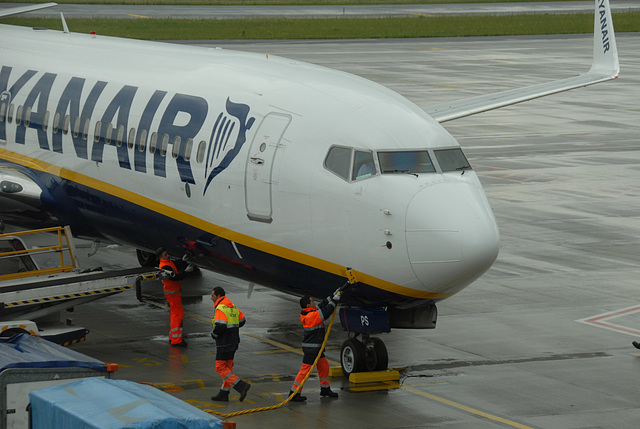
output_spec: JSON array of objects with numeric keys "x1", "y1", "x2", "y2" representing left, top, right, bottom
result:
[
  {"x1": 155, "y1": 247, "x2": 167, "y2": 258},
  {"x1": 299, "y1": 295, "x2": 316, "y2": 309},
  {"x1": 211, "y1": 286, "x2": 226, "y2": 302}
]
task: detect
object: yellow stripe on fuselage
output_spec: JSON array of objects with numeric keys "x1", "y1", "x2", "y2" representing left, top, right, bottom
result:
[{"x1": 0, "y1": 148, "x2": 452, "y2": 300}]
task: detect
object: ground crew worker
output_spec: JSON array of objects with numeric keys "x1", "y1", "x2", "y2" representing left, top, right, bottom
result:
[
  {"x1": 156, "y1": 247, "x2": 187, "y2": 347},
  {"x1": 289, "y1": 290, "x2": 342, "y2": 401},
  {"x1": 210, "y1": 286, "x2": 251, "y2": 402}
]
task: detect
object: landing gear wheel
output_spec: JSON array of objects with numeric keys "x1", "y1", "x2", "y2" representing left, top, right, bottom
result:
[
  {"x1": 136, "y1": 249, "x2": 157, "y2": 267},
  {"x1": 362, "y1": 336, "x2": 388, "y2": 371},
  {"x1": 363, "y1": 339, "x2": 378, "y2": 371},
  {"x1": 340, "y1": 338, "x2": 365, "y2": 376},
  {"x1": 369, "y1": 337, "x2": 388, "y2": 371}
]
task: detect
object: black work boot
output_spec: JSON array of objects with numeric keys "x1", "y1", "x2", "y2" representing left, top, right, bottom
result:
[
  {"x1": 320, "y1": 387, "x2": 339, "y2": 398},
  {"x1": 233, "y1": 380, "x2": 251, "y2": 402},
  {"x1": 211, "y1": 389, "x2": 229, "y2": 402},
  {"x1": 289, "y1": 390, "x2": 307, "y2": 402}
]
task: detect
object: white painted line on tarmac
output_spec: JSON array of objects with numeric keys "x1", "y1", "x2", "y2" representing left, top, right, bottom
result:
[{"x1": 576, "y1": 305, "x2": 640, "y2": 336}]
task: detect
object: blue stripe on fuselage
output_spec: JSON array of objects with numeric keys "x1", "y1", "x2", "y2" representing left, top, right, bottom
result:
[{"x1": 0, "y1": 157, "x2": 411, "y2": 307}]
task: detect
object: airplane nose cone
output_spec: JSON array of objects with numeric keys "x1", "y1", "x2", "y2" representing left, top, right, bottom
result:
[{"x1": 405, "y1": 181, "x2": 500, "y2": 295}]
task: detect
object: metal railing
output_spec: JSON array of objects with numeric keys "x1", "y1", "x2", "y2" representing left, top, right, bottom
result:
[{"x1": 0, "y1": 226, "x2": 78, "y2": 282}]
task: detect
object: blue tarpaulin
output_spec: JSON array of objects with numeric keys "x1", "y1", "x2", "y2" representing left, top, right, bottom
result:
[
  {"x1": 29, "y1": 378, "x2": 224, "y2": 429},
  {"x1": 0, "y1": 333, "x2": 107, "y2": 372}
]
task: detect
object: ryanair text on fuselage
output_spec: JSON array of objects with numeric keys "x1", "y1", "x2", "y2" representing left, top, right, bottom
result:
[{"x1": 0, "y1": 66, "x2": 255, "y2": 190}]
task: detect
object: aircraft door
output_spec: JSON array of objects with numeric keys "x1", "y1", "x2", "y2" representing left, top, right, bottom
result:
[
  {"x1": 244, "y1": 112, "x2": 291, "y2": 223},
  {"x1": 0, "y1": 91, "x2": 10, "y2": 145}
]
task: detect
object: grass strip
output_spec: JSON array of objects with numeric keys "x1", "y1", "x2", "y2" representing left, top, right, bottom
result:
[{"x1": 3, "y1": 13, "x2": 639, "y2": 40}]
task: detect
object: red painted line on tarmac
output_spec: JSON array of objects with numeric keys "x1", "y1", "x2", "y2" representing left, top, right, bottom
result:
[
  {"x1": 577, "y1": 305, "x2": 640, "y2": 336},
  {"x1": 586, "y1": 320, "x2": 640, "y2": 336},
  {"x1": 584, "y1": 306, "x2": 640, "y2": 322}
]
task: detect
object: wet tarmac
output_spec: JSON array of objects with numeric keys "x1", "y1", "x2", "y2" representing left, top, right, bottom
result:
[{"x1": 18, "y1": 33, "x2": 640, "y2": 428}]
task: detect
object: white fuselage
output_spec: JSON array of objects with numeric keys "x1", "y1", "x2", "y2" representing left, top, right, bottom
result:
[{"x1": 0, "y1": 24, "x2": 500, "y2": 307}]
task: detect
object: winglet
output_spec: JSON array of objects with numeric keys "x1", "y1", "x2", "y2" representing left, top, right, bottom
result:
[
  {"x1": 61, "y1": 12, "x2": 70, "y2": 34},
  {"x1": 589, "y1": 0, "x2": 619, "y2": 78}
]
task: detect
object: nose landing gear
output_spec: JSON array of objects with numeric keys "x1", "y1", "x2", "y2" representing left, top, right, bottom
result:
[
  {"x1": 340, "y1": 333, "x2": 388, "y2": 376},
  {"x1": 338, "y1": 307, "x2": 391, "y2": 376}
]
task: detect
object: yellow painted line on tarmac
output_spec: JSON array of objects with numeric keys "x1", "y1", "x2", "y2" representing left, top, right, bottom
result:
[
  {"x1": 255, "y1": 345, "x2": 338, "y2": 356},
  {"x1": 128, "y1": 14, "x2": 150, "y2": 18},
  {"x1": 408, "y1": 380, "x2": 449, "y2": 387},
  {"x1": 149, "y1": 299, "x2": 341, "y2": 365},
  {"x1": 242, "y1": 332, "x2": 341, "y2": 366},
  {"x1": 254, "y1": 348, "x2": 300, "y2": 355},
  {"x1": 401, "y1": 385, "x2": 535, "y2": 429},
  {"x1": 242, "y1": 332, "x2": 303, "y2": 356}
]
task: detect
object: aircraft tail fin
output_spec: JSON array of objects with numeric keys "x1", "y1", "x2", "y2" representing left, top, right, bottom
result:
[
  {"x1": 0, "y1": 2, "x2": 57, "y2": 19},
  {"x1": 426, "y1": 0, "x2": 620, "y2": 123}
]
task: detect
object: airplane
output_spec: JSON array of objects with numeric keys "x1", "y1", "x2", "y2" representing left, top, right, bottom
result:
[{"x1": 0, "y1": 0, "x2": 619, "y2": 374}]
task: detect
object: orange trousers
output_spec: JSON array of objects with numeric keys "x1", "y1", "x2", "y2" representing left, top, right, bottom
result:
[
  {"x1": 291, "y1": 356, "x2": 330, "y2": 392},
  {"x1": 165, "y1": 292, "x2": 184, "y2": 344},
  {"x1": 216, "y1": 359, "x2": 239, "y2": 390}
]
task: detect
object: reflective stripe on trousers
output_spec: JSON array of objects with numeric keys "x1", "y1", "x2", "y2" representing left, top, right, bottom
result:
[
  {"x1": 216, "y1": 359, "x2": 239, "y2": 390},
  {"x1": 291, "y1": 356, "x2": 330, "y2": 391},
  {"x1": 165, "y1": 292, "x2": 184, "y2": 344}
]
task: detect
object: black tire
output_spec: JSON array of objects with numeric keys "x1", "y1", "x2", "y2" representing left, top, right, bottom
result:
[
  {"x1": 362, "y1": 340, "x2": 378, "y2": 371},
  {"x1": 361, "y1": 337, "x2": 386, "y2": 372},
  {"x1": 340, "y1": 338, "x2": 365, "y2": 376},
  {"x1": 136, "y1": 249, "x2": 157, "y2": 267},
  {"x1": 370, "y1": 337, "x2": 388, "y2": 371}
]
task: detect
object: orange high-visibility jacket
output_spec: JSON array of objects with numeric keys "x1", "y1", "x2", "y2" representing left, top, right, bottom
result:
[
  {"x1": 300, "y1": 297, "x2": 336, "y2": 352},
  {"x1": 159, "y1": 257, "x2": 181, "y2": 292},
  {"x1": 212, "y1": 296, "x2": 246, "y2": 352}
]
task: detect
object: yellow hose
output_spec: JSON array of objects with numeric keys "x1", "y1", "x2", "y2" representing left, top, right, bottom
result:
[{"x1": 205, "y1": 305, "x2": 339, "y2": 418}]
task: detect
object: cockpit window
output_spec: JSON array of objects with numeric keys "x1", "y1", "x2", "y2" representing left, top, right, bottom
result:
[
  {"x1": 325, "y1": 147, "x2": 378, "y2": 182},
  {"x1": 352, "y1": 150, "x2": 376, "y2": 180},
  {"x1": 325, "y1": 146, "x2": 352, "y2": 180},
  {"x1": 434, "y1": 148, "x2": 472, "y2": 172},
  {"x1": 378, "y1": 151, "x2": 436, "y2": 174}
]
